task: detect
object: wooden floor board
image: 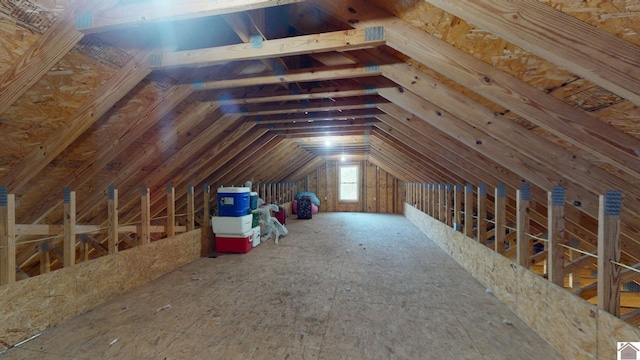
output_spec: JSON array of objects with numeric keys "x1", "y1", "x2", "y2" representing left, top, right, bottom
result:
[{"x1": 1, "y1": 213, "x2": 563, "y2": 359}]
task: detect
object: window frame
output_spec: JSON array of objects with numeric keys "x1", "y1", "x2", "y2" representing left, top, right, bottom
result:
[{"x1": 338, "y1": 164, "x2": 360, "y2": 202}]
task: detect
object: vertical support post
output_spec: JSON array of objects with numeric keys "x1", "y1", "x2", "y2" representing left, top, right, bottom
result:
[
  {"x1": 495, "y1": 184, "x2": 506, "y2": 253},
  {"x1": 598, "y1": 190, "x2": 622, "y2": 316},
  {"x1": 140, "y1": 185, "x2": 150, "y2": 245},
  {"x1": 438, "y1": 183, "x2": 446, "y2": 222},
  {"x1": 63, "y1": 187, "x2": 76, "y2": 267},
  {"x1": 203, "y1": 184, "x2": 211, "y2": 230},
  {"x1": 187, "y1": 185, "x2": 195, "y2": 231},
  {"x1": 454, "y1": 183, "x2": 463, "y2": 231},
  {"x1": 464, "y1": 183, "x2": 474, "y2": 238},
  {"x1": 425, "y1": 184, "x2": 430, "y2": 216},
  {"x1": 431, "y1": 184, "x2": 437, "y2": 217},
  {"x1": 445, "y1": 184, "x2": 453, "y2": 226},
  {"x1": 0, "y1": 187, "x2": 16, "y2": 285},
  {"x1": 477, "y1": 184, "x2": 487, "y2": 243},
  {"x1": 201, "y1": 184, "x2": 213, "y2": 257},
  {"x1": 108, "y1": 186, "x2": 118, "y2": 254},
  {"x1": 267, "y1": 183, "x2": 272, "y2": 204},
  {"x1": 166, "y1": 183, "x2": 175, "y2": 237},
  {"x1": 548, "y1": 186, "x2": 566, "y2": 287},
  {"x1": 80, "y1": 234, "x2": 89, "y2": 262},
  {"x1": 517, "y1": 184, "x2": 531, "y2": 267},
  {"x1": 39, "y1": 243, "x2": 50, "y2": 274},
  {"x1": 272, "y1": 183, "x2": 277, "y2": 204}
]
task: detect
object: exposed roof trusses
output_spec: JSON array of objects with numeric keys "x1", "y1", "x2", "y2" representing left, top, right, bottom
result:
[{"x1": 0, "y1": 0, "x2": 639, "y2": 277}]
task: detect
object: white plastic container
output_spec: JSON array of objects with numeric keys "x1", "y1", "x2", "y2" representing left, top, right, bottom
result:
[
  {"x1": 211, "y1": 214, "x2": 253, "y2": 235},
  {"x1": 251, "y1": 226, "x2": 261, "y2": 247}
]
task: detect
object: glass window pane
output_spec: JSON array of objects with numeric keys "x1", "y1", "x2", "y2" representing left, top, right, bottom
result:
[{"x1": 339, "y1": 165, "x2": 358, "y2": 201}]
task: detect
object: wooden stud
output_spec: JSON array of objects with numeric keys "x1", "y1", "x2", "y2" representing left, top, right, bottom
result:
[
  {"x1": 166, "y1": 184, "x2": 175, "y2": 237},
  {"x1": 548, "y1": 186, "x2": 566, "y2": 287},
  {"x1": 464, "y1": 183, "x2": 474, "y2": 238},
  {"x1": 454, "y1": 183, "x2": 463, "y2": 231},
  {"x1": 494, "y1": 184, "x2": 506, "y2": 253},
  {"x1": 598, "y1": 190, "x2": 622, "y2": 316},
  {"x1": 108, "y1": 186, "x2": 118, "y2": 254},
  {"x1": 63, "y1": 188, "x2": 76, "y2": 267},
  {"x1": 517, "y1": 184, "x2": 532, "y2": 267},
  {"x1": 187, "y1": 185, "x2": 195, "y2": 231},
  {"x1": 431, "y1": 184, "x2": 437, "y2": 218},
  {"x1": 444, "y1": 184, "x2": 453, "y2": 227},
  {"x1": 80, "y1": 235, "x2": 89, "y2": 263},
  {"x1": 437, "y1": 184, "x2": 444, "y2": 223},
  {"x1": 0, "y1": 188, "x2": 16, "y2": 285},
  {"x1": 201, "y1": 184, "x2": 213, "y2": 257},
  {"x1": 477, "y1": 184, "x2": 487, "y2": 243},
  {"x1": 140, "y1": 186, "x2": 151, "y2": 245},
  {"x1": 39, "y1": 244, "x2": 50, "y2": 275},
  {"x1": 425, "y1": 184, "x2": 430, "y2": 216}
]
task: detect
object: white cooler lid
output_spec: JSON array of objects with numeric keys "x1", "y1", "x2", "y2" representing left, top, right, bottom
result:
[{"x1": 218, "y1": 187, "x2": 250, "y2": 193}]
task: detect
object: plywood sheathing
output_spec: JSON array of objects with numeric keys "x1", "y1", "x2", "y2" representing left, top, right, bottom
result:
[
  {"x1": 366, "y1": 0, "x2": 640, "y2": 140},
  {"x1": 0, "y1": 230, "x2": 201, "y2": 351}
]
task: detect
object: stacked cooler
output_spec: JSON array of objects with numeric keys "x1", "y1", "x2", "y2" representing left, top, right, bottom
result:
[{"x1": 211, "y1": 187, "x2": 260, "y2": 253}]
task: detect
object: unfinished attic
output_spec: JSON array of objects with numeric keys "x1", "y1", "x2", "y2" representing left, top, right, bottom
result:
[{"x1": 1, "y1": 0, "x2": 640, "y2": 358}]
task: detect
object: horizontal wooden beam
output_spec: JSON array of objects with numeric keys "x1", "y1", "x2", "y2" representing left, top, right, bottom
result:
[
  {"x1": 149, "y1": 28, "x2": 385, "y2": 69},
  {"x1": 194, "y1": 64, "x2": 382, "y2": 90},
  {"x1": 222, "y1": 96, "x2": 385, "y2": 115},
  {"x1": 14, "y1": 224, "x2": 187, "y2": 236},
  {"x1": 78, "y1": 0, "x2": 305, "y2": 34}
]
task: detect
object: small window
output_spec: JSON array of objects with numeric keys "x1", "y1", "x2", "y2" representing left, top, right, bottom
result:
[{"x1": 339, "y1": 165, "x2": 359, "y2": 201}]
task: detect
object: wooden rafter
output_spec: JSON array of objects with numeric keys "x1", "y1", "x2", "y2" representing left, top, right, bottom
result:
[
  {"x1": 3, "y1": 50, "x2": 154, "y2": 194},
  {"x1": 422, "y1": 0, "x2": 640, "y2": 106},
  {"x1": 317, "y1": 0, "x2": 640, "y2": 182},
  {"x1": 0, "y1": 0, "x2": 119, "y2": 117}
]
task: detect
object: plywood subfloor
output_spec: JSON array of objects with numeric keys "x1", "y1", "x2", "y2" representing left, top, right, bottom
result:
[{"x1": 0, "y1": 213, "x2": 564, "y2": 359}]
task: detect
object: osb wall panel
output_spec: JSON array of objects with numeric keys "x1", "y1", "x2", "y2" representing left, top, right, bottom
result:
[
  {"x1": 371, "y1": 0, "x2": 640, "y2": 145},
  {"x1": 304, "y1": 160, "x2": 399, "y2": 213},
  {"x1": 405, "y1": 204, "x2": 640, "y2": 360},
  {"x1": 0, "y1": 0, "x2": 75, "y2": 73},
  {"x1": 0, "y1": 230, "x2": 201, "y2": 351},
  {"x1": 14, "y1": 75, "x2": 169, "y2": 224},
  {"x1": 1, "y1": 48, "x2": 117, "y2": 166}
]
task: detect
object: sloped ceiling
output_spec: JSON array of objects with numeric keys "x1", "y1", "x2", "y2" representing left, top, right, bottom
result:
[{"x1": 0, "y1": 0, "x2": 639, "y2": 279}]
